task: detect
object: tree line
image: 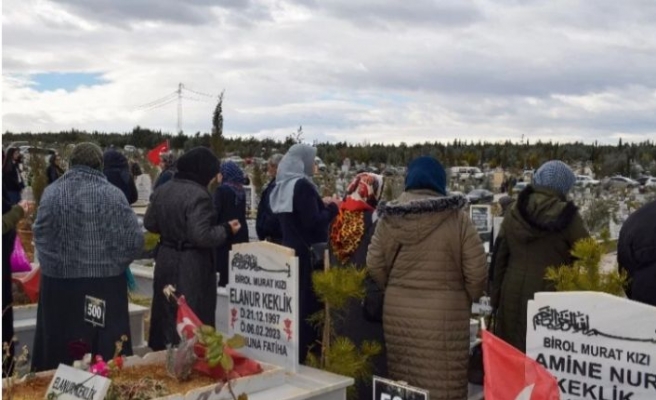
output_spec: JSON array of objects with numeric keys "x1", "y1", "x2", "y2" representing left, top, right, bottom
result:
[{"x1": 3, "y1": 128, "x2": 655, "y2": 177}]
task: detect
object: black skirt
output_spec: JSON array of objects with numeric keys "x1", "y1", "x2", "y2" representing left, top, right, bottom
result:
[{"x1": 31, "y1": 274, "x2": 133, "y2": 372}]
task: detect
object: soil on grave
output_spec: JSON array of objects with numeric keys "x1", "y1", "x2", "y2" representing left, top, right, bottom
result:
[{"x1": 3, "y1": 364, "x2": 218, "y2": 400}]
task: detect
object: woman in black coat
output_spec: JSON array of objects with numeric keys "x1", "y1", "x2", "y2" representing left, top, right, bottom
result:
[
  {"x1": 46, "y1": 154, "x2": 65, "y2": 185},
  {"x1": 269, "y1": 144, "x2": 340, "y2": 363},
  {"x1": 328, "y1": 172, "x2": 387, "y2": 400},
  {"x1": 3, "y1": 148, "x2": 25, "y2": 205},
  {"x1": 145, "y1": 148, "x2": 240, "y2": 351},
  {"x1": 618, "y1": 200, "x2": 656, "y2": 307},
  {"x1": 103, "y1": 149, "x2": 138, "y2": 205},
  {"x1": 213, "y1": 161, "x2": 249, "y2": 287}
]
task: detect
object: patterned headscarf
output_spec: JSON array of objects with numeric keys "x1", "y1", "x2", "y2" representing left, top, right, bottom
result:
[
  {"x1": 220, "y1": 161, "x2": 245, "y2": 204},
  {"x1": 330, "y1": 173, "x2": 384, "y2": 264}
]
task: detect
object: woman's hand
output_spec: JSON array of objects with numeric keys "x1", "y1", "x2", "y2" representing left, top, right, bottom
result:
[
  {"x1": 228, "y1": 220, "x2": 241, "y2": 234},
  {"x1": 18, "y1": 200, "x2": 34, "y2": 215}
]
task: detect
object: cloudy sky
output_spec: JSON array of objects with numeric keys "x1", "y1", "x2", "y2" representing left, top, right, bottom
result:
[{"x1": 3, "y1": 0, "x2": 656, "y2": 144}]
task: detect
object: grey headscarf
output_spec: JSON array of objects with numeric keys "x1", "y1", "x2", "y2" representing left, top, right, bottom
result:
[
  {"x1": 70, "y1": 142, "x2": 103, "y2": 171},
  {"x1": 269, "y1": 144, "x2": 317, "y2": 213}
]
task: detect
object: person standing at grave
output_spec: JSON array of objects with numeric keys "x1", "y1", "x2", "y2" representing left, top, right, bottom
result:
[
  {"x1": 145, "y1": 147, "x2": 241, "y2": 351},
  {"x1": 213, "y1": 160, "x2": 250, "y2": 287},
  {"x1": 256, "y1": 154, "x2": 283, "y2": 243},
  {"x1": 131, "y1": 162, "x2": 152, "y2": 203},
  {"x1": 2, "y1": 187, "x2": 32, "y2": 377},
  {"x1": 153, "y1": 152, "x2": 177, "y2": 190},
  {"x1": 270, "y1": 144, "x2": 341, "y2": 364},
  {"x1": 617, "y1": 199, "x2": 656, "y2": 306},
  {"x1": 46, "y1": 153, "x2": 65, "y2": 185},
  {"x1": 491, "y1": 160, "x2": 589, "y2": 352},
  {"x1": 103, "y1": 149, "x2": 138, "y2": 205},
  {"x1": 2, "y1": 148, "x2": 25, "y2": 205},
  {"x1": 31, "y1": 142, "x2": 144, "y2": 372},
  {"x1": 367, "y1": 156, "x2": 486, "y2": 399},
  {"x1": 328, "y1": 172, "x2": 387, "y2": 400}
]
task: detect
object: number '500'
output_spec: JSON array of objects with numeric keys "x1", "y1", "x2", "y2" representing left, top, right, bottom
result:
[{"x1": 87, "y1": 304, "x2": 102, "y2": 319}]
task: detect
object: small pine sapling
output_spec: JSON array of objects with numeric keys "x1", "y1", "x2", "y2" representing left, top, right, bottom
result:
[{"x1": 545, "y1": 235, "x2": 628, "y2": 296}]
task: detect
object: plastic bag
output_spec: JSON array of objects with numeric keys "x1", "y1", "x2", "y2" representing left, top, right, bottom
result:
[{"x1": 10, "y1": 236, "x2": 32, "y2": 273}]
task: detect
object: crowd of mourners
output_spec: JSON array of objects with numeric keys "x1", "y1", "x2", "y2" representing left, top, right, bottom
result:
[{"x1": 2, "y1": 142, "x2": 656, "y2": 400}]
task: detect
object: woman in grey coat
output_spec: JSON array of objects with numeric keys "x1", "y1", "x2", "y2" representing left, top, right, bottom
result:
[{"x1": 145, "y1": 147, "x2": 240, "y2": 351}]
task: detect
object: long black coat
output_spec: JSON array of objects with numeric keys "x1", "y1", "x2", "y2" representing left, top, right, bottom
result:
[
  {"x1": 144, "y1": 178, "x2": 232, "y2": 351},
  {"x1": 618, "y1": 200, "x2": 656, "y2": 307},
  {"x1": 213, "y1": 185, "x2": 249, "y2": 287},
  {"x1": 277, "y1": 179, "x2": 338, "y2": 363},
  {"x1": 328, "y1": 210, "x2": 388, "y2": 400},
  {"x1": 256, "y1": 179, "x2": 282, "y2": 243},
  {"x1": 103, "y1": 151, "x2": 138, "y2": 205}
]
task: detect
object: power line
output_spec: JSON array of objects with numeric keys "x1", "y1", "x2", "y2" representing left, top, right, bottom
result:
[
  {"x1": 133, "y1": 91, "x2": 178, "y2": 110},
  {"x1": 181, "y1": 95, "x2": 213, "y2": 103},
  {"x1": 135, "y1": 97, "x2": 178, "y2": 112},
  {"x1": 182, "y1": 86, "x2": 217, "y2": 98}
]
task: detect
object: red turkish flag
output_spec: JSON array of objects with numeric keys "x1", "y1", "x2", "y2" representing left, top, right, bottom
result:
[
  {"x1": 482, "y1": 330, "x2": 560, "y2": 400},
  {"x1": 147, "y1": 141, "x2": 169, "y2": 165}
]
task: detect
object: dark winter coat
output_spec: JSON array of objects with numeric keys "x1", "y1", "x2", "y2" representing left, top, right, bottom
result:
[
  {"x1": 618, "y1": 200, "x2": 656, "y2": 307},
  {"x1": 46, "y1": 165, "x2": 64, "y2": 184},
  {"x1": 3, "y1": 162, "x2": 24, "y2": 192},
  {"x1": 256, "y1": 178, "x2": 282, "y2": 243},
  {"x1": 144, "y1": 178, "x2": 233, "y2": 351},
  {"x1": 491, "y1": 185, "x2": 589, "y2": 352},
  {"x1": 328, "y1": 210, "x2": 388, "y2": 400},
  {"x1": 153, "y1": 169, "x2": 175, "y2": 190},
  {"x1": 103, "y1": 150, "x2": 138, "y2": 205},
  {"x1": 213, "y1": 185, "x2": 249, "y2": 287},
  {"x1": 367, "y1": 191, "x2": 487, "y2": 400},
  {"x1": 277, "y1": 179, "x2": 338, "y2": 363}
]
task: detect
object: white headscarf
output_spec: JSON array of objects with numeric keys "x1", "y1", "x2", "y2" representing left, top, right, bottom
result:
[{"x1": 269, "y1": 144, "x2": 317, "y2": 213}]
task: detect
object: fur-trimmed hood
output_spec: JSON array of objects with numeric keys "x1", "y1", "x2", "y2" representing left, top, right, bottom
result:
[
  {"x1": 377, "y1": 190, "x2": 467, "y2": 245},
  {"x1": 505, "y1": 185, "x2": 579, "y2": 242}
]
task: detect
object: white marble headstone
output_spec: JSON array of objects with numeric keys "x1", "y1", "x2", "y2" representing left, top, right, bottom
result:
[
  {"x1": 228, "y1": 242, "x2": 300, "y2": 372},
  {"x1": 526, "y1": 292, "x2": 656, "y2": 400}
]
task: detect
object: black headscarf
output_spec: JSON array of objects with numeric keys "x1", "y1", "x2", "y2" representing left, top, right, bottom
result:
[{"x1": 175, "y1": 147, "x2": 220, "y2": 187}]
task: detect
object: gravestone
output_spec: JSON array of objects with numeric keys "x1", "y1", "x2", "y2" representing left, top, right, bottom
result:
[
  {"x1": 227, "y1": 242, "x2": 299, "y2": 372},
  {"x1": 470, "y1": 205, "x2": 492, "y2": 250},
  {"x1": 526, "y1": 292, "x2": 656, "y2": 400},
  {"x1": 470, "y1": 205, "x2": 492, "y2": 234}
]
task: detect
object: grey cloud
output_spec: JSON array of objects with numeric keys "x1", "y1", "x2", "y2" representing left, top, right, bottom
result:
[
  {"x1": 295, "y1": 0, "x2": 482, "y2": 28},
  {"x1": 49, "y1": 0, "x2": 261, "y2": 26}
]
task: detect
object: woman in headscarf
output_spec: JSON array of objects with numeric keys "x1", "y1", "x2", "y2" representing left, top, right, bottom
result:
[
  {"x1": 270, "y1": 143, "x2": 340, "y2": 363},
  {"x1": 46, "y1": 153, "x2": 65, "y2": 185},
  {"x1": 367, "y1": 156, "x2": 487, "y2": 399},
  {"x1": 153, "y1": 152, "x2": 177, "y2": 190},
  {"x1": 492, "y1": 160, "x2": 589, "y2": 352},
  {"x1": 103, "y1": 149, "x2": 138, "y2": 205},
  {"x1": 144, "y1": 147, "x2": 241, "y2": 351},
  {"x1": 2, "y1": 148, "x2": 25, "y2": 205},
  {"x1": 213, "y1": 160, "x2": 250, "y2": 287},
  {"x1": 328, "y1": 172, "x2": 387, "y2": 400},
  {"x1": 32, "y1": 143, "x2": 144, "y2": 372}
]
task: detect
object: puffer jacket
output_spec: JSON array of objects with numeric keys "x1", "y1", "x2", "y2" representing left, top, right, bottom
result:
[
  {"x1": 367, "y1": 190, "x2": 487, "y2": 400},
  {"x1": 617, "y1": 200, "x2": 656, "y2": 307},
  {"x1": 491, "y1": 185, "x2": 589, "y2": 352}
]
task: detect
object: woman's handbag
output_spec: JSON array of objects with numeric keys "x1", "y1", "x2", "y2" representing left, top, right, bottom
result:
[
  {"x1": 309, "y1": 242, "x2": 328, "y2": 270},
  {"x1": 362, "y1": 244, "x2": 402, "y2": 323}
]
